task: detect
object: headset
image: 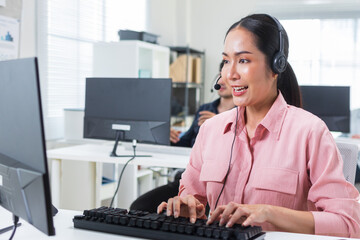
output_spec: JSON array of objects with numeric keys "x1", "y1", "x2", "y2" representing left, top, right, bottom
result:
[
  {"x1": 212, "y1": 60, "x2": 225, "y2": 91},
  {"x1": 211, "y1": 75, "x2": 221, "y2": 92},
  {"x1": 213, "y1": 16, "x2": 286, "y2": 94},
  {"x1": 269, "y1": 16, "x2": 287, "y2": 74}
]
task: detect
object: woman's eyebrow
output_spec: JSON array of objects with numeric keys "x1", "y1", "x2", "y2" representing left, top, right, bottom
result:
[{"x1": 222, "y1": 51, "x2": 252, "y2": 57}]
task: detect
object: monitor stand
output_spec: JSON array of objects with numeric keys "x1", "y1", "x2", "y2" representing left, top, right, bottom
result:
[
  {"x1": 0, "y1": 214, "x2": 21, "y2": 235},
  {"x1": 110, "y1": 130, "x2": 151, "y2": 157}
]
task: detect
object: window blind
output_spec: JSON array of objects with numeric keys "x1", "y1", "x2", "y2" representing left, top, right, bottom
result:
[
  {"x1": 37, "y1": 0, "x2": 146, "y2": 139},
  {"x1": 283, "y1": 18, "x2": 360, "y2": 110}
]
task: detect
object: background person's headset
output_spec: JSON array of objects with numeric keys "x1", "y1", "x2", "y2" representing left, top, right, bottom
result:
[{"x1": 213, "y1": 15, "x2": 287, "y2": 209}]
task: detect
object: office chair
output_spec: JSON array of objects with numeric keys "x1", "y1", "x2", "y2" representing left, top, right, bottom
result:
[{"x1": 335, "y1": 140, "x2": 358, "y2": 185}]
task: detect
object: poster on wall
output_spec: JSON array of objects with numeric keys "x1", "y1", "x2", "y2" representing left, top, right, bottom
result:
[{"x1": 0, "y1": 15, "x2": 19, "y2": 61}]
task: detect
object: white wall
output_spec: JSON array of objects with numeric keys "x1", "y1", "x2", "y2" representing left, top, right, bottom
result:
[
  {"x1": 147, "y1": 0, "x2": 360, "y2": 102},
  {"x1": 19, "y1": 0, "x2": 36, "y2": 58},
  {"x1": 147, "y1": 0, "x2": 257, "y2": 101},
  {"x1": 146, "y1": 0, "x2": 189, "y2": 46},
  {"x1": 188, "y1": 0, "x2": 257, "y2": 101},
  {"x1": 19, "y1": 0, "x2": 360, "y2": 138}
]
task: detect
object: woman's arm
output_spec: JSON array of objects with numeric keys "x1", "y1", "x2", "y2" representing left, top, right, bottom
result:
[{"x1": 306, "y1": 123, "x2": 360, "y2": 237}]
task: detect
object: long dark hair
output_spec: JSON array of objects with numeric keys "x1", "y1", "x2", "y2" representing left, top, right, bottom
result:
[{"x1": 225, "y1": 14, "x2": 302, "y2": 107}]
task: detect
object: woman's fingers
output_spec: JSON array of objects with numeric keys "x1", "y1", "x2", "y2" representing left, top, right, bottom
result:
[
  {"x1": 207, "y1": 203, "x2": 270, "y2": 228},
  {"x1": 206, "y1": 205, "x2": 224, "y2": 225},
  {"x1": 185, "y1": 196, "x2": 197, "y2": 223},
  {"x1": 158, "y1": 195, "x2": 206, "y2": 222},
  {"x1": 157, "y1": 201, "x2": 167, "y2": 214},
  {"x1": 219, "y1": 202, "x2": 238, "y2": 226},
  {"x1": 172, "y1": 196, "x2": 181, "y2": 217},
  {"x1": 226, "y1": 207, "x2": 248, "y2": 227}
]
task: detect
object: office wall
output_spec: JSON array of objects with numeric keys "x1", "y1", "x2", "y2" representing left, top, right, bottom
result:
[
  {"x1": 0, "y1": 0, "x2": 22, "y2": 19},
  {"x1": 187, "y1": 0, "x2": 257, "y2": 101},
  {"x1": 19, "y1": 0, "x2": 360, "y2": 104},
  {"x1": 148, "y1": 0, "x2": 360, "y2": 102},
  {"x1": 147, "y1": 0, "x2": 257, "y2": 101},
  {"x1": 19, "y1": 0, "x2": 36, "y2": 58}
]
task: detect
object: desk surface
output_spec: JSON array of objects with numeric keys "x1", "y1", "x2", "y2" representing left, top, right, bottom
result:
[
  {"x1": 47, "y1": 143, "x2": 190, "y2": 169},
  {"x1": 0, "y1": 207, "x2": 353, "y2": 240}
]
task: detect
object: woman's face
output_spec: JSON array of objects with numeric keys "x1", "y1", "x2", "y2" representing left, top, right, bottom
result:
[{"x1": 222, "y1": 27, "x2": 278, "y2": 109}]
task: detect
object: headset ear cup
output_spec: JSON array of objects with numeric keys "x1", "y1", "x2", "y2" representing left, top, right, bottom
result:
[{"x1": 272, "y1": 52, "x2": 287, "y2": 74}]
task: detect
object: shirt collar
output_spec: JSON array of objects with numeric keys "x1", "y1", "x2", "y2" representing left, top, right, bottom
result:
[
  {"x1": 222, "y1": 92, "x2": 288, "y2": 140},
  {"x1": 223, "y1": 107, "x2": 245, "y2": 135},
  {"x1": 259, "y1": 92, "x2": 288, "y2": 140}
]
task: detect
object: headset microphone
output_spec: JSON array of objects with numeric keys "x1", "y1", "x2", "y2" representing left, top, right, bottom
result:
[{"x1": 213, "y1": 75, "x2": 221, "y2": 91}]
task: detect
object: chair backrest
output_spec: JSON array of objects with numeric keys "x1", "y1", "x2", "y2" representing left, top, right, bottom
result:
[{"x1": 335, "y1": 140, "x2": 358, "y2": 185}]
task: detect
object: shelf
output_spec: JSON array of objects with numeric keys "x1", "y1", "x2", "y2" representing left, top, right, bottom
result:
[
  {"x1": 169, "y1": 46, "x2": 205, "y2": 55},
  {"x1": 100, "y1": 182, "x2": 116, "y2": 200},
  {"x1": 169, "y1": 46, "x2": 205, "y2": 128},
  {"x1": 136, "y1": 168, "x2": 153, "y2": 178},
  {"x1": 93, "y1": 40, "x2": 170, "y2": 78},
  {"x1": 172, "y1": 82, "x2": 203, "y2": 88}
]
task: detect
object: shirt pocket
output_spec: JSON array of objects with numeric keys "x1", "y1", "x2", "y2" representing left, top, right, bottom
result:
[
  {"x1": 199, "y1": 161, "x2": 228, "y2": 183},
  {"x1": 251, "y1": 167, "x2": 299, "y2": 209}
]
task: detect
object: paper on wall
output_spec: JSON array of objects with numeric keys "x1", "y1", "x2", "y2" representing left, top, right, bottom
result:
[{"x1": 0, "y1": 15, "x2": 19, "y2": 61}]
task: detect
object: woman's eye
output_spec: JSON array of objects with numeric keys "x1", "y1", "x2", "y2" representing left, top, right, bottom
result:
[
  {"x1": 239, "y1": 59, "x2": 249, "y2": 63},
  {"x1": 223, "y1": 60, "x2": 229, "y2": 64}
]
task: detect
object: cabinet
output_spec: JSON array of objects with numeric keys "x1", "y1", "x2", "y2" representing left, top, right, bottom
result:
[
  {"x1": 169, "y1": 47, "x2": 205, "y2": 129},
  {"x1": 93, "y1": 40, "x2": 170, "y2": 78}
]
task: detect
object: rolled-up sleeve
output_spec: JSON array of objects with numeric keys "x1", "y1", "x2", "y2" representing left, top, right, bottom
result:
[
  {"x1": 307, "y1": 123, "x2": 360, "y2": 237},
  {"x1": 178, "y1": 124, "x2": 207, "y2": 206}
]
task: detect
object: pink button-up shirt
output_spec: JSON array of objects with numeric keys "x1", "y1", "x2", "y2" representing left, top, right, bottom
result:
[{"x1": 179, "y1": 92, "x2": 360, "y2": 237}]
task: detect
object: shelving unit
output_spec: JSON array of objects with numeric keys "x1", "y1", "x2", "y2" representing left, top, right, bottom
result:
[
  {"x1": 169, "y1": 46, "x2": 205, "y2": 129},
  {"x1": 93, "y1": 40, "x2": 170, "y2": 78}
]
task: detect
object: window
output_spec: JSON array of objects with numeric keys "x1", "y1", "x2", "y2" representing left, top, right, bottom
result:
[
  {"x1": 37, "y1": 0, "x2": 146, "y2": 139},
  {"x1": 282, "y1": 18, "x2": 360, "y2": 110}
]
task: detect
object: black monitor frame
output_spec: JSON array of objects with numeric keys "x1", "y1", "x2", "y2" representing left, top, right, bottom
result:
[
  {"x1": 300, "y1": 85, "x2": 350, "y2": 133},
  {"x1": 0, "y1": 58, "x2": 55, "y2": 236},
  {"x1": 83, "y1": 78, "x2": 172, "y2": 157}
]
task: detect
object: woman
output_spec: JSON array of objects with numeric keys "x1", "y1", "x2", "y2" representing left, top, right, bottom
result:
[{"x1": 157, "y1": 14, "x2": 360, "y2": 237}]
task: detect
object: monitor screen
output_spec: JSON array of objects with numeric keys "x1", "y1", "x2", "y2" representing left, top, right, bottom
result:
[
  {"x1": 0, "y1": 58, "x2": 55, "y2": 235},
  {"x1": 84, "y1": 78, "x2": 172, "y2": 145},
  {"x1": 300, "y1": 85, "x2": 350, "y2": 133}
]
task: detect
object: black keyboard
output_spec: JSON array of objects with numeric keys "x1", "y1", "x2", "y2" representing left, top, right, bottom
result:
[{"x1": 73, "y1": 206, "x2": 265, "y2": 240}]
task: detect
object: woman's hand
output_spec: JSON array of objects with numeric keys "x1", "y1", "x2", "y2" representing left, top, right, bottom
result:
[
  {"x1": 157, "y1": 195, "x2": 206, "y2": 223},
  {"x1": 207, "y1": 202, "x2": 271, "y2": 227}
]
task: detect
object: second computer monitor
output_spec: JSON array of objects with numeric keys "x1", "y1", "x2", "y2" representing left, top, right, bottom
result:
[
  {"x1": 84, "y1": 78, "x2": 172, "y2": 145},
  {"x1": 300, "y1": 85, "x2": 350, "y2": 133}
]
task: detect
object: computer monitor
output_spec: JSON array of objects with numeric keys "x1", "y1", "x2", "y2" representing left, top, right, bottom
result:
[
  {"x1": 0, "y1": 58, "x2": 55, "y2": 235},
  {"x1": 300, "y1": 85, "x2": 350, "y2": 133},
  {"x1": 84, "y1": 78, "x2": 172, "y2": 155}
]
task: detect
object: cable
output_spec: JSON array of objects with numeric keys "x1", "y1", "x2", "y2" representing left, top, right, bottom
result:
[
  {"x1": 109, "y1": 140, "x2": 137, "y2": 208},
  {"x1": 214, "y1": 107, "x2": 239, "y2": 209},
  {"x1": 8, "y1": 215, "x2": 19, "y2": 240}
]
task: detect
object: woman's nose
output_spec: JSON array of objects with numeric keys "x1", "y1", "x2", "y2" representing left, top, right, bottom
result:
[{"x1": 227, "y1": 64, "x2": 240, "y2": 81}]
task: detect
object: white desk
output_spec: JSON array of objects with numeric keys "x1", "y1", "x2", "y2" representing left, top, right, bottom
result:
[
  {"x1": 47, "y1": 143, "x2": 190, "y2": 211},
  {"x1": 0, "y1": 207, "x2": 353, "y2": 240}
]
